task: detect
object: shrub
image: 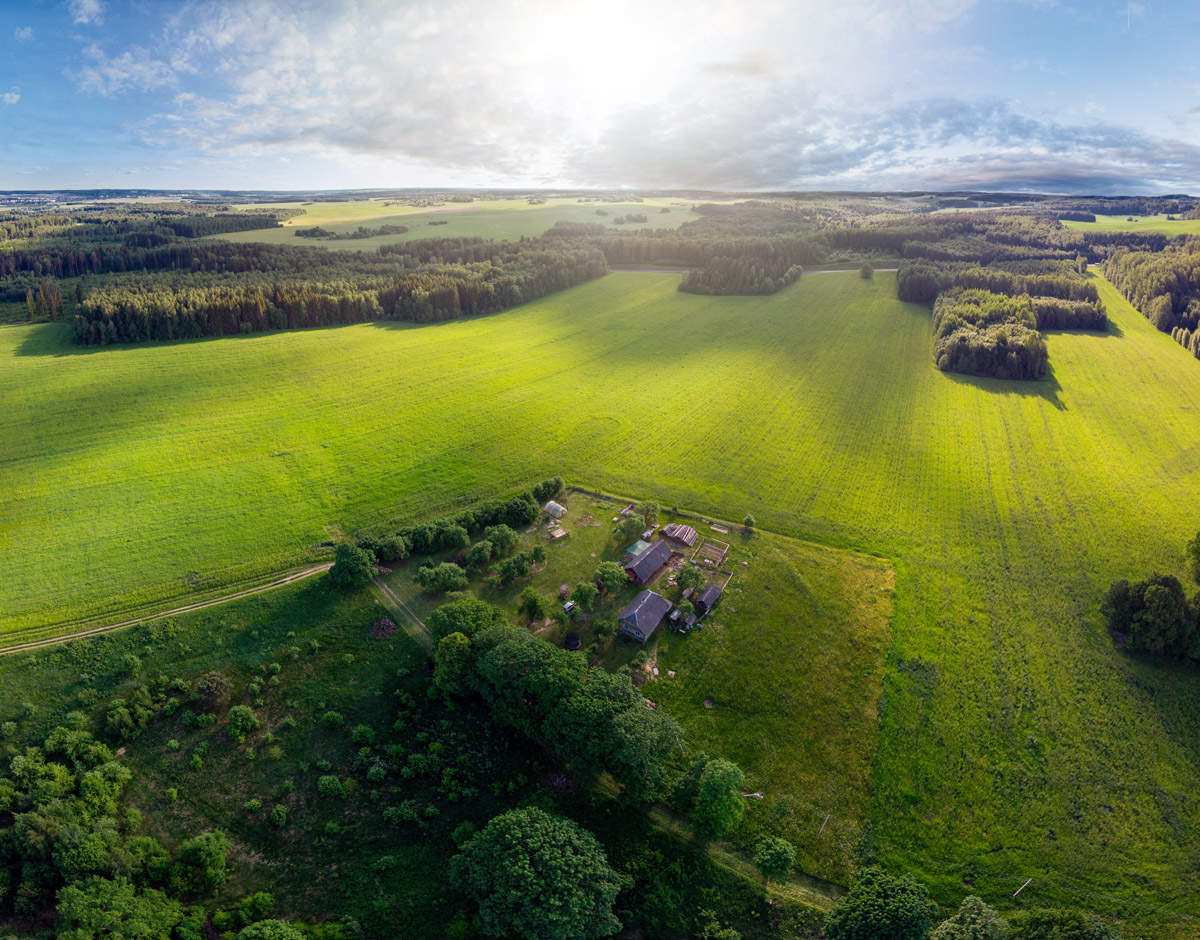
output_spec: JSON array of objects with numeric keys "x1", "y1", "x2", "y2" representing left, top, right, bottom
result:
[
  {"x1": 270, "y1": 805, "x2": 288, "y2": 827},
  {"x1": 351, "y1": 724, "x2": 375, "y2": 746},
  {"x1": 228, "y1": 705, "x2": 260, "y2": 743},
  {"x1": 825, "y1": 866, "x2": 939, "y2": 940},
  {"x1": 322, "y1": 711, "x2": 345, "y2": 728},
  {"x1": 317, "y1": 775, "x2": 347, "y2": 799}
]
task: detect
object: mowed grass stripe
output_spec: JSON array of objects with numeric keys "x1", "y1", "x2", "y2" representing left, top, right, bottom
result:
[{"x1": 2, "y1": 272, "x2": 1200, "y2": 919}]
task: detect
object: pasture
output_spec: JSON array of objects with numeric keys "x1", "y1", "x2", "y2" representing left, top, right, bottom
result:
[
  {"x1": 215, "y1": 196, "x2": 701, "y2": 249},
  {"x1": 3, "y1": 270, "x2": 1200, "y2": 929},
  {"x1": 1062, "y1": 213, "x2": 1200, "y2": 237}
]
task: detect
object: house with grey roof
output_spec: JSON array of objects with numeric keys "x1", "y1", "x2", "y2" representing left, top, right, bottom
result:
[{"x1": 618, "y1": 590, "x2": 672, "y2": 642}]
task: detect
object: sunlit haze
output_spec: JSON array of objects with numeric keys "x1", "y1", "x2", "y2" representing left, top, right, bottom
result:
[{"x1": 2, "y1": 0, "x2": 1199, "y2": 192}]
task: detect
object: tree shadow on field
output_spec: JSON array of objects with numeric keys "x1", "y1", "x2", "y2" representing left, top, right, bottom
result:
[
  {"x1": 12, "y1": 317, "x2": 446, "y2": 357},
  {"x1": 941, "y1": 361, "x2": 1066, "y2": 411}
]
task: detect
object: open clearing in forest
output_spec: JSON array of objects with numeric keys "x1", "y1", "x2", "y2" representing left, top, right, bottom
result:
[
  {"x1": 1062, "y1": 213, "x2": 1200, "y2": 237},
  {"x1": 214, "y1": 196, "x2": 702, "y2": 249},
  {"x1": 3, "y1": 270, "x2": 1200, "y2": 928}
]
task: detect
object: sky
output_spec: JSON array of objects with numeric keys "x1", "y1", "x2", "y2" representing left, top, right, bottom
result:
[{"x1": 1, "y1": 0, "x2": 1199, "y2": 193}]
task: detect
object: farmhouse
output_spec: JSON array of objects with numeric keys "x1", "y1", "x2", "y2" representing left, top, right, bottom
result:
[
  {"x1": 623, "y1": 539, "x2": 672, "y2": 585},
  {"x1": 695, "y1": 583, "x2": 724, "y2": 616},
  {"x1": 544, "y1": 500, "x2": 567, "y2": 519},
  {"x1": 618, "y1": 590, "x2": 672, "y2": 642},
  {"x1": 661, "y1": 522, "x2": 698, "y2": 547}
]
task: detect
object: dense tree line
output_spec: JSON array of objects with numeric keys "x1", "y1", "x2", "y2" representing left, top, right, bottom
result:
[
  {"x1": 357, "y1": 477, "x2": 562, "y2": 560},
  {"x1": 932, "y1": 289, "x2": 1048, "y2": 380},
  {"x1": 433, "y1": 612, "x2": 682, "y2": 800},
  {"x1": 1103, "y1": 241, "x2": 1200, "y2": 359},
  {"x1": 295, "y1": 224, "x2": 409, "y2": 240},
  {"x1": 678, "y1": 255, "x2": 803, "y2": 295},
  {"x1": 1030, "y1": 296, "x2": 1108, "y2": 330},
  {"x1": 72, "y1": 249, "x2": 605, "y2": 343},
  {"x1": 898, "y1": 261, "x2": 1100, "y2": 305}
]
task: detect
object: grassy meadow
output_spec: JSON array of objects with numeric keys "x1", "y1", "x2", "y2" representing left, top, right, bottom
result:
[
  {"x1": 4, "y1": 270, "x2": 1200, "y2": 930},
  {"x1": 215, "y1": 196, "x2": 701, "y2": 250},
  {"x1": 1062, "y1": 213, "x2": 1200, "y2": 237}
]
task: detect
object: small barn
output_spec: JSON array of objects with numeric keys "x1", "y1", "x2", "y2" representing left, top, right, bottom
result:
[
  {"x1": 662, "y1": 523, "x2": 698, "y2": 547},
  {"x1": 618, "y1": 590, "x2": 672, "y2": 642},
  {"x1": 623, "y1": 540, "x2": 672, "y2": 585},
  {"x1": 544, "y1": 500, "x2": 567, "y2": 519},
  {"x1": 695, "y1": 583, "x2": 724, "y2": 616}
]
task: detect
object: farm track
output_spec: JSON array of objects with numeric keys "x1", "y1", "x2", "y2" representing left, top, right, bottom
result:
[
  {"x1": 370, "y1": 577, "x2": 433, "y2": 651},
  {"x1": 0, "y1": 563, "x2": 333, "y2": 656},
  {"x1": 644, "y1": 805, "x2": 840, "y2": 911}
]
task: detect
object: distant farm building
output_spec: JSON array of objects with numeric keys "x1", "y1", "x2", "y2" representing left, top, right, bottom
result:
[
  {"x1": 695, "y1": 583, "x2": 724, "y2": 616},
  {"x1": 623, "y1": 540, "x2": 672, "y2": 585},
  {"x1": 661, "y1": 523, "x2": 698, "y2": 547},
  {"x1": 544, "y1": 500, "x2": 567, "y2": 519},
  {"x1": 618, "y1": 590, "x2": 672, "y2": 642}
]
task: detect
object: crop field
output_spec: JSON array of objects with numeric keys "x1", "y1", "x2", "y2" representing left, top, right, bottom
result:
[
  {"x1": 4, "y1": 270, "x2": 1200, "y2": 930},
  {"x1": 214, "y1": 196, "x2": 701, "y2": 250},
  {"x1": 1062, "y1": 213, "x2": 1200, "y2": 237}
]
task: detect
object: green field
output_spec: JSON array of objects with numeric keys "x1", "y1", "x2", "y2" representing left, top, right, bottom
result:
[
  {"x1": 3, "y1": 270, "x2": 1200, "y2": 930},
  {"x1": 215, "y1": 196, "x2": 701, "y2": 250},
  {"x1": 1063, "y1": 213, "x2": 1200, "y2": 237}
]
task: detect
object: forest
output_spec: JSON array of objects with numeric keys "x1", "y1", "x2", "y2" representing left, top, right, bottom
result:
[
  {"x1": 931, "y1": 289, "x2": 1048, "y2": 380},
  {"x1": 1102, "y1": 241, "x2": 1200, "y2": 360}
]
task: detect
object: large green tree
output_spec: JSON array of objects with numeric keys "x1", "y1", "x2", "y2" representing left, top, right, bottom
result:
[
  {"x1": 434, "y1": 632, "x2": 474, "y2": 698},
  {"x1": 56, "y1": 876, "x2": 183, "y2": 940},
  {"x1": 593, "y1": 561, "x2": 627, "y2": 595},
  {"x1": 414, "y1": 562, "x2": 469, "y2": 595},
  {"x1": 691, "y1": 758, "x2": 745, "y2": 838},
  {"x1": 450, "y1": 807, "x2": 620, "y2": 940},
  {"x1": 753, "y1": 836, "x2": 796, "y2": 884},
  {"x1": 427, "y1": 598, "x2": 507, "y2": 641},
  {"x1": 932, "y1": 896, "x2": 1006, "y2": 940},
  {"x1": 327, "y1": 543, "x2": 376, "y2": 588},
  {"x1": 825, "y1": 866, "x2": 939, "y2": 940},
  {"x1": 175, "y1": 830, "x2": 232, "y2": 893}
]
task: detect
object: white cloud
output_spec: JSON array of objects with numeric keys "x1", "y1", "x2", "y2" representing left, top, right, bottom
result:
[
  {"x1": 14, "y1": 26, "x2": 33, "y2": 42},
  {"x1": 2, "y1": 88, "x2": 20, "y2": 105},
  {"x1": 69, "y1": 0, "x2": 105, "y2": 25},
  {"x1": 76, "y1": 44, "x2": 176, "y2": 96}
]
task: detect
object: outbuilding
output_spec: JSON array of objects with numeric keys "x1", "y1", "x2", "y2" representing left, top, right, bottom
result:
[
  {"x1": 544, "y1": 500, "x2": 567, "y2": 519},
  {"x1": 695, "y1": 583, "x2": 724, "y2": 616},
  {"x1": 623, "y1": 540, "x2": 672, "y2": 585},
  {"x1": 618, "y1": 590, "x2": 672, "y2": 642},
  {"x1": 661, "y1": 523, "x2": 698, "y2": 547}
]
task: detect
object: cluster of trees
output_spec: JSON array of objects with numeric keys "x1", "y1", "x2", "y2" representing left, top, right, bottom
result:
[
  {"x1": 679, "y1": 256, "x2": 803, "y2": 296},
  {"x1": 824, "y1": 871, "x2": 1120, "y2": 940},
  {"x1": 1030, "y1": 296, "x2": 1108, "y2": 330},
  {"x1": 295, "y1": 224, "x2": 409, "y2": 240},
  {"x1": 163, "y1": 213, "x2": 285, "y2": 238},
  {"x1": 932, "y1": 289, "x2": 1048, "y2": 380},
  {"x1": 0, "y1": 716, "x2": 233, "y2": 932},
  {"x1": 377, "y1": 477, "x2": 560, "y2": 558},
  {"x1": 431, "y1": 604, "x2": 681, "y2": 800},
  {"x1": 24, "y1": 280, "x2": 63, "y2": 320},
  {"x1": 898, "y1": 261, "x2": 1100, "y2": 306},
  {"x1": 1103, "y1": 241, "x2": 1200, "y2": 358},
  {"x1": 72, "y1": 247, "x2": 606, "y2": 343},
  {"x1": 1101, "y1": 572, "x2": 1200, "y2": 661}
]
